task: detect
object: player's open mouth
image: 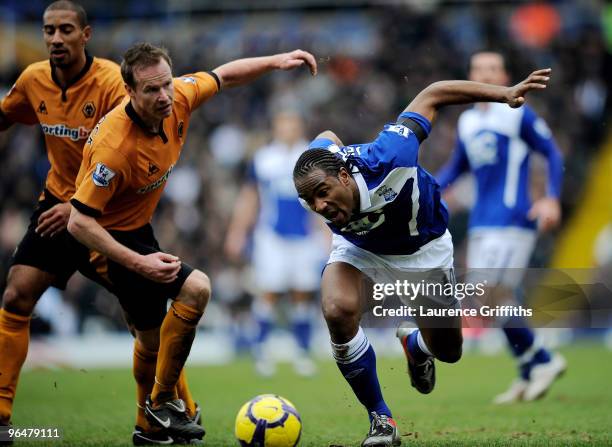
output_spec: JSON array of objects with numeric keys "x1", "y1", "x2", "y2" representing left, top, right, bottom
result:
[{"x1": 327, "y1": 210, "x2": 344, "y2": 224}]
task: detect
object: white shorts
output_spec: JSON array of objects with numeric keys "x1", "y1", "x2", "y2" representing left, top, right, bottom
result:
[
  {"x1": 328, "y1": 230, "x2": 454, "y2": 285},
  {"x1": 253, "y1": 229, "x2": 327, "y2": 293},
  {"x1": 466, "y1": 227, "x2": 537, "y2": 287}
]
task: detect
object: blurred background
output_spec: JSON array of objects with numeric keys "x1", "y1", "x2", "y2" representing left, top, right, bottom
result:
[{"x1": 0, "y1": 0, "x2": 610, "y2": 368}]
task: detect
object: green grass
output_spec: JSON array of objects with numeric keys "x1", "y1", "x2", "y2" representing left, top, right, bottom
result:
[{"x1": 11, "y1": 344, "x2": 612, "y2": 446}]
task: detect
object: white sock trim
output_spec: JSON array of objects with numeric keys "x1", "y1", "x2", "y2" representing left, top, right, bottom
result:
[
  {"x1": 518, "y1": 337, "x2": 542, "y2": 365},
  {"x1": 417, "y1": 330, "x2": 433, "y2": 357},
  {"x1": 331, "y1": 326, "x2": 370, "y2": 364}
]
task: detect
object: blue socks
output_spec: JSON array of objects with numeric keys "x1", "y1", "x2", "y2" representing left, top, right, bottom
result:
[
  {"x1": 254, "y1": 299, "x2": 315, "y2": 358},
  {"x1": 252, "y1": 299, "x2": 274, "y2": 353},
  {"x1": 291, "y1": 302, "x2": 312, "y2": 352},
  {"x1": 503, "y1": 316, "x2": 551, "y2": 379},
  {"x1": 255, "y1": 318, "x2": 273, "y2": 345},
  {"x1": 332, "y1": 327, "x2": 392, "y2": 419}
]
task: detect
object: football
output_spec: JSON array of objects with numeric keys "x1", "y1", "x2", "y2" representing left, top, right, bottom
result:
[{"x1": 235, "y1": 394, "x2": 302, "y2": 447}]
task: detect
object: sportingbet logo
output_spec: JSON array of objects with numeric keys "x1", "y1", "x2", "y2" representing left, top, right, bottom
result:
[{"x1": 41, "y1": 123, "x2": 90, "y2": 141}]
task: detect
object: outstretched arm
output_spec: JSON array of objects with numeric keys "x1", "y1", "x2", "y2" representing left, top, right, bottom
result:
[
  {"x1": 213, "y1": 50, "x2": 317, "y2": 89},
  {"x1": 405, "y1": 68, "x2": 552, "y2": 123}
]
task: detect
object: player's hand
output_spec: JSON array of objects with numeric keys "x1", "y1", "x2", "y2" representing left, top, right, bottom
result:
[
  {"x1": 275, "y1": 50, "x2": 317, "y2": 76},
  {"x1": 36, "y1": 202, "x2": 71, "y2": 238},
  {"x1": 528, "y1": 196, "x2": 561, "y2": 232},
  {"x1": 506, "y1": 68, "x2": 551, "y2": 108},
  {"x1": 135, "y1": 252, "x2": 181, "y2": 283}
]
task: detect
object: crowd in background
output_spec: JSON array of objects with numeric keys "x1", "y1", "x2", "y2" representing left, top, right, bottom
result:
[{"x1": 0, "y1": 1, "x2": 610, "y2": 336}]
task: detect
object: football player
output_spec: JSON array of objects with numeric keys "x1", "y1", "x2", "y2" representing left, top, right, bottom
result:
[
  {"x1": 68, "y1": 42, "x2": 317, "y2": 443},
  {"x1": 0, "y1": 0, "x2": 125, "y2": 435},
  {"x1": 225, "y1": 110, "x2": 327, "y2": 377},
  {"x1": 0, "y1": 3, "x2": 205, "y2": 444},
  {"x1": 293, "y1": 68, "x2": 551, "y2": 446},
  {"x1": 436, "y1": 51, "x2": 566, "y2": 404}
]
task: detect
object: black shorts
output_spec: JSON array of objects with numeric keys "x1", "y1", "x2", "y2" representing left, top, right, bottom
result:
[
  {"x1": 102, "y1": 224, "x2": 194, "y2": 331},
  {"x1": 11, "y1": 191, "x2": 93, "y2": 289}
]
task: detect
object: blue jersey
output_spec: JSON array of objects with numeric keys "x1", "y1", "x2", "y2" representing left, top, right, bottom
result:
[
  {"x1": 307, "y1": 112, "x2": 448, "y2": 255},
  {"x1": 248, "y1": 140, "x2": 312, "y2": 238},
  {"x1": 436, "y1": 103, "x2": 563, "y2": 230}
]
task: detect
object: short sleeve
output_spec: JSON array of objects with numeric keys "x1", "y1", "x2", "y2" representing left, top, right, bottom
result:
[
  {"x1": 71, "y1": 148, "x2": 131, "y2": 217},
  {"x1": 308, "y1": 138, "x2": 336, "y2": 150},
  {"x1": 175, "y1": 72, "x2": 220, "y2": 112},
  {"x1": 396, "y1": 111, "x2": 432, "y2": 139},
  {"x1": 0, "y1": 73, "x2": 38, "y2": 125},
  {"x1": 369, "y1": 113, "x2": 430, "y2": 168}
]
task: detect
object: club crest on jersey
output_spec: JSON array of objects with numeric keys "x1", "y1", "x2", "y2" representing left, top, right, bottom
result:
[
  {"x1": 37, "y1": 101, "x2": 48, "y2": 115},
  {"x1": 148, "y1": 162, "x2": 160, "y2": 176},
  {"x1": 92, "y1": 162, "x2": 116, "y2": 187},
  {"x1": 376, "y1": 185, "x2": 397, "y2": 202},
  {"x1": 82, "y1": 101, "x2": 96, "y2": 118}
]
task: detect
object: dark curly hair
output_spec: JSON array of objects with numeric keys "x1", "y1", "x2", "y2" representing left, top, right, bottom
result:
[{"x1": 293, "y1": 149, "x2": 350, "y2": 182}]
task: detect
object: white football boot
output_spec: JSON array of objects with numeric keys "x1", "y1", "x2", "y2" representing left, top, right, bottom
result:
[
  {"x1": 523, "y1": 353, "x2": 567, "y2": 401},
  {"x1": 493, "y1": 379, "x2": 528, "y2": 404}
]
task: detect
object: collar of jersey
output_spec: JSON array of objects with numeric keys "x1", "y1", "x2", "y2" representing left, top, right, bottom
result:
[
  {"x1": 352, "y1": 167, "x2": 371, "y2": 212},
  {"x1": 50, "y1": 50, "x2": 94, "y2": 92},
  {"x1": 125, "y1": 101, "x2": 168, "y2": 143}
]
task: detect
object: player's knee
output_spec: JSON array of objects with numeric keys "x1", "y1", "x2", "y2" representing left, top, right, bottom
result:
[
  {"x1": 437, "y1": 345, "x2": 462, "y2": 363},
  {"x1": 434, "y1": 334, "x2": 463, "y2": 363},
  {"x1": 179, "y1": 271, "x2": 211, "y2": 312},
  {"x1": 1, "y1": 284, "x2": 37, "y2": 316},
  {"x1": 424, "y1": 328, "x2": 463, "y2": 363},
  {"x1": 322, "y1": 297, "x2": 360, "y2": 333}
]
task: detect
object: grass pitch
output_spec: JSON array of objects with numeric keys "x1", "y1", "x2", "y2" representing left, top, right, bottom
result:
[{"x1": 12, "y1": 344, "x2": 612, "y2": 446}]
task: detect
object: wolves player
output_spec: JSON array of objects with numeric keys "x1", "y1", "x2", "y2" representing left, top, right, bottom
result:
[
  {"x1": 0, "y1": 0, "x2": 126, "y2": 436},
  {"x1": 68, "y1": 43, "x2": 317, "y2": 443},
  {"x1": 225, "y1": 111, "x2": 326, "y2": 377},
  {"x1": 293, "y1": 69, "x2": 552, "y2": 446},
  {"x1": 0, "y1": 3, "x2": 202, "y2": 444},
  {"x1": 436, "y1": 51, "x2": 566, "y2": 404}
]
